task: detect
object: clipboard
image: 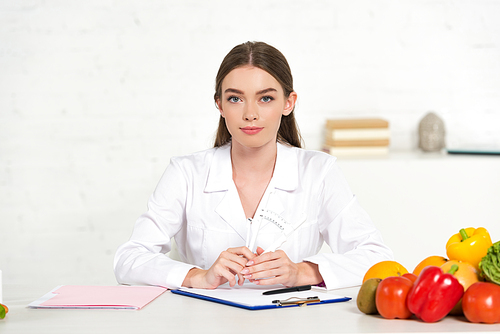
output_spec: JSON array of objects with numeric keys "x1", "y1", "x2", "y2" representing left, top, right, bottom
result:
[{"x1": 171, "y1": 283, "x2": 351, "y2": 310}]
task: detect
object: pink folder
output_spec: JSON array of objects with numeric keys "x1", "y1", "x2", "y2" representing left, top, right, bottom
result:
[{"x1": 29, "y1": 285, "x2": 167, "y2": 310}]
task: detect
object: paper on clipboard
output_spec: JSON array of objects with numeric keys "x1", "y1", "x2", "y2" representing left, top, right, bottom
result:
[
  {"x1": 28, "y1": 285, "x2": 167, "y2": 310},
  {"x1": 171, "y1": 283, "x2": 351, "y2": 310}
]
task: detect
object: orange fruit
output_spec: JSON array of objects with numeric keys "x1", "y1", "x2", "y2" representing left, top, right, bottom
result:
[
  {"x1": 363, "y1": 260, "x2": 409, "y2": 283},
  {"x1": 440, "y1": 260, "x2": 480, "y2": 315},
  {"x1": 413, "y1": 255, "x2": 448, "y2": 276}
]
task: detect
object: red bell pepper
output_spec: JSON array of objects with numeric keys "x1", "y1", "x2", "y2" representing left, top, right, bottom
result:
[{"x1": 406, "y1": 265, "x2": 464, "y2": 322}]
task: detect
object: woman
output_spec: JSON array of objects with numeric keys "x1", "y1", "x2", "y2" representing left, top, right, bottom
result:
[{"x1": 114, "y1": 41, "x2": 393, "y2": 290}]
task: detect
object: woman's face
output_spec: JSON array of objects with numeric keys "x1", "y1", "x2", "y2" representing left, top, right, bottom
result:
[{"x1": 217, "y1": 65, "x2": 297, "y2": 151}]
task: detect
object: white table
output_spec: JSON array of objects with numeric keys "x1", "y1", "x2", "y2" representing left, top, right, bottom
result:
[{"x1": 1, "y1": 283, "x2": 500, "y2": 334}]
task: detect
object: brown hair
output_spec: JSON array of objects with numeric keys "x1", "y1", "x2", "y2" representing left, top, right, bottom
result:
[{"x1": 213, "y1": 41, "x2": 303, "y2": 148}]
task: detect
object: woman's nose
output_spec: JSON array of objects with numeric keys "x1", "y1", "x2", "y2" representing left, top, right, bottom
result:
[{"x1": 243, "y1": 103, "x2": 259, "y2": 121}]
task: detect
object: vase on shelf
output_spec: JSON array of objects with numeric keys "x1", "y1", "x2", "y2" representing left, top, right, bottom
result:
[{"x1": 418, "y1": 112, "x2": 445, "y2": 152}]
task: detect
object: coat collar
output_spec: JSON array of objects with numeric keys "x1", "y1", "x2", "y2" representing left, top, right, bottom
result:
[
  {"x1": 273, "y1": 142, "x2": 299, "y2": 192},
  {"x1": 204, "y1": 142, "x2": 299, "y2": 242},
  {"x1": 204, "y1": 143, "x2": 232, "y2": 193}
]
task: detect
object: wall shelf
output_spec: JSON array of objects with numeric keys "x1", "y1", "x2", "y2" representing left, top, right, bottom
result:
[{"x1": 326, "y1": 150, "x2": 500, "y2": 270}]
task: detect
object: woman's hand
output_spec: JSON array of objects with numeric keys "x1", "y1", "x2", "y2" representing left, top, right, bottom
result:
[
  {"x1": 241, "y1": 247, "x2": 323, "y2": 287},
  {"x1": 182, "y1": 247, "x2": 257, "y2": 289}
]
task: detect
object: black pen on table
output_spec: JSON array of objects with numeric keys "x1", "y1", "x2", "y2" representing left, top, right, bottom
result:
[{"x1": 262, "y1": 285, "x2": 312, "y2": 295}]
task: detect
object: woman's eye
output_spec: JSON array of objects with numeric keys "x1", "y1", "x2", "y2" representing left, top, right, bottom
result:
[
  {"x1": 261, "y1": 96, "x2": 274, "y2": 103},
  {"x1": 228, "y1": 96, "x2": 241, "y2": 103}
]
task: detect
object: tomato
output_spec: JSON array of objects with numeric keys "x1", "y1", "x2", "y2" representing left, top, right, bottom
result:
[
  {"x1": 376, "y1": 276, "x2": 413, "y2": 319},
  {"x1": 402, "y1": 273, "x2": 418, "y2": 283},
  {"x1": 462, "y1": 282, "x2": 500, "y2": 324}
]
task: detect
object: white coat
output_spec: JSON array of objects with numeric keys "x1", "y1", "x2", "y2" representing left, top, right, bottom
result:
[{"x1": 114, "y1": 142, "x2": 393, "y2": 289}]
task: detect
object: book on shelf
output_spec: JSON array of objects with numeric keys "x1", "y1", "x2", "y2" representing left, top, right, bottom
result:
[
  {"x1": 324, "y1": 138, "x2": 390, "y2": 147},
  {"x1": 323, "y1": 118, "x2": 390, "y2": 157},
  {"x1": 325, "y1": 118, "x2": 389, "y2": 129},
  {"x1": 325, "y1": 128, "x2": 391, "y2": 141},
  {"x1": 322, "y1": 146, "x2": 389, "y2": 157}
]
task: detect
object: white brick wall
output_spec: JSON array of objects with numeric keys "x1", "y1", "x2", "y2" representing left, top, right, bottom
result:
[{"x1": 1, "y1": 0, "x2": 499, "y2": 285}]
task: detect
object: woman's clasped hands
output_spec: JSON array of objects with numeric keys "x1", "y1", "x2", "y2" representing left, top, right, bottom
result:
[{"x1": 183, "y1": 246, "x2": 322, "y2": 289}]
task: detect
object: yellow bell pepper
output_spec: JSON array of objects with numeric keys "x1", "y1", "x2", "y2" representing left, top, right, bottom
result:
[{"x1": 446, "y1": 227, "x2": 492, "y2": 270}]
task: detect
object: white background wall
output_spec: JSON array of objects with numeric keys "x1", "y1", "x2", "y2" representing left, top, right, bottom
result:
[{"x1": 1, "y1": 0, "x2": 499, "y2": 286}]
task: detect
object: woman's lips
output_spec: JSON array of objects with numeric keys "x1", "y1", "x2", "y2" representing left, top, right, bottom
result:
[{"x1": 241, "y1": 126, "x2": 264, "y2": 135}]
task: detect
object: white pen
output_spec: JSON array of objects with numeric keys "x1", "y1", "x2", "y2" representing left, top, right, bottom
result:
[
  {"x1": 245, "y1": 218, "x2": 252, "y2": 249},
  {"x1": 247, "y1": 188, "x2": 275, "y2": 252},
  {"x1": 248, "y1": 217, "x2": 261, "y2": 252}
]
